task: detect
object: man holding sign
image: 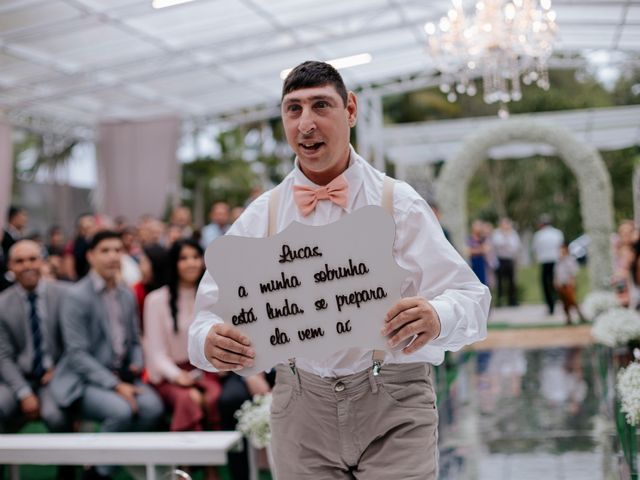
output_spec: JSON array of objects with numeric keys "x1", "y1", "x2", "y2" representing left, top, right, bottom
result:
[{"x1": 189, "y1": 61, "x2": 490, "y2": 479}]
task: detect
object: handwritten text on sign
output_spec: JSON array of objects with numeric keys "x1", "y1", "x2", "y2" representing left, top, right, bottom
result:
[{"x1": 205, "y1": 206, "x2": 409, "y2": 376}]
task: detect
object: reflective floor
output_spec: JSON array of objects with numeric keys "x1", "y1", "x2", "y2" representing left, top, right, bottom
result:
[{"x1": 437, "y1": 346, "x2": 610, "y2": 480}]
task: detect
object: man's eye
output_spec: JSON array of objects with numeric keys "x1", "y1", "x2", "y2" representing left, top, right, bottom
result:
[
  {"x1": 315, "y1": 101, "x2": 329, "y2": 108},
  {"x1": 287, "y1": 104, "x2": 301, "y2": 112}
]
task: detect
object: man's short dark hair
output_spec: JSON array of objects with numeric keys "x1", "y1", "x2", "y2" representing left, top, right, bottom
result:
[
  {"x1": 7, "y1": 205, "x2": 23, "y2": 222},
  {"x1": 282, "y1": 61, "x2": 348, "y2": 106},
  {"x1": 88, "y1": 230, "x2": 122, "y2": 250},
  {"x1": 75, "y1": 212, "x2": 94, "y2": 226}
]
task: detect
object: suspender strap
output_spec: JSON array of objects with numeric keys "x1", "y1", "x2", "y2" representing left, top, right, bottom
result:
[
  {"x1": 373, "y1": 175, "x2": 396, "y2": 374},
  {"x1": 267, "y1": 185, "x2": 281, "y2": 237},
  {"x1": 381, "y1": 175, "x2": 395, "y2": 215}
]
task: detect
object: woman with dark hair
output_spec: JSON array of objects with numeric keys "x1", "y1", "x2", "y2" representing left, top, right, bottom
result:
[
  {"x1": 132, "y1": 244, "x2": 168, "y2": 332},
  {"x1": 143, "y1": 239, "x2": 222, "y2": 477}
]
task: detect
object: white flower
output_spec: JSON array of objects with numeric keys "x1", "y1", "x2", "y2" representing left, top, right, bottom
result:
[
  {"x1": 617, "y1": 362, "x2": 640, "y2": 426},
  {"x1": 582, "y1": 290, "x2": 620, "y2": 320},
  {"x1": 234, "y1": 394, "x2": 272, "y2": 448},
  {"x1": 592, "y1": 308, "x2": 640, "y2": 347}
]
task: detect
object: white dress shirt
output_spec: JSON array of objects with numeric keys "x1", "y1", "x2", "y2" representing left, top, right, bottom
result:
[
  {"x1": 492, "y1": 229, "x2": 521, "y2": 260},
  {"x1": 532, "y1": 226, "x2": 564, "y2": 264},
  {"x1": 200, "y1": 223, "x2": 226, "y2": 250},
  {"x1": 188, "y1": 148, "x2": 490, "y2": 377}
]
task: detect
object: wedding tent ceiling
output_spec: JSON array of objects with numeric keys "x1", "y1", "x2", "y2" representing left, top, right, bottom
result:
[{"x1": 1, "y1": 0, "x2": 639, "y2": 137}]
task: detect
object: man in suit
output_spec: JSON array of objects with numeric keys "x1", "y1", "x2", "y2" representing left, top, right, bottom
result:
[
  {"x1": 51, "y1": 230, "x2": 163, "y2": 480},
  {"x1": 0, "y1": 240, "x2": 70, "y2": 433},
  {"x1": 0, "y1": 233, "x2": 11, "y2": 293},
  {"x1": 1, "y1": 206, "x2": 28, "y2": 262}
]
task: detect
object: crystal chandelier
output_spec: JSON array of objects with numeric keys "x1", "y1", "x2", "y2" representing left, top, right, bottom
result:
[{"x1": 425, "y1": 0, "x2": 558, "y2": 109}]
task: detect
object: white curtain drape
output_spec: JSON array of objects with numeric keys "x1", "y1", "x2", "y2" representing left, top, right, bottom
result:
[
  {"x1": 96, "y1": 116, "x2": 181, "y2": 222},
  {"x1": 0, "y1": 115, "x2": 13, "y2": 233}
]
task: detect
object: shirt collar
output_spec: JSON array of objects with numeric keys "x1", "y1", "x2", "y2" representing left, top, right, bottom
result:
[
  {"x1": 15, "y1": 281, "x2": 44, "y2": 301},
  {"x1": 89, "y1": 270, "x2": 113, "y2": 294},
  {"x1": 6, "y1": 225, "x2": 21, "y2": 239},
  {"x1": 292, "y1": 145, "x2": 365, "y2": 214}
]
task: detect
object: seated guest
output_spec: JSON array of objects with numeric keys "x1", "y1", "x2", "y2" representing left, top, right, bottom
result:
[
  {"x1": 132, "y1": 244, "x2": 168, "y2": 334},
  {"x1": 144, "y1": 239, "x2": 221, "y2": 479},
  {"x1": 51, "y1": 231, "x2": 164, "y2": 480},
  {"x1": 0, "y1": 240, "x2": 73, "y2": 479},
  {"x1": 0, "y1": 240, "x2": 71, "y2": 433},
  {"x1": 2, "y1": 206, "x2": 28, "y2": 261},
  {"x1": 62, "y1": 213, "x2": 96, "y2": 281}
]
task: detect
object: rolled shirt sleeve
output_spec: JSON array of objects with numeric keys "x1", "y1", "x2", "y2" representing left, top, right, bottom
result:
[{"x1": 392, "y1": 184, "x2": 490, "y2": 353}]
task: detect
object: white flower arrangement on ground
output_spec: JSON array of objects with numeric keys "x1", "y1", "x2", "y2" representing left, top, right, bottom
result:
[
  {"x1": 234, "y1": 394, "x2": 272, "y2": 448},
  {"x1": 582, "y1": 290, "x2": 620, "y2": 320},
  {"x1": 591, "y1": 308, "x2": 640, "y2": 347},
  {"x1": 617, "y1": 361, "x2": 640, "y2": 426}
]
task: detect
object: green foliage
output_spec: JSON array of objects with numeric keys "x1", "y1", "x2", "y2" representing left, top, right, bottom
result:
[
  {"x1": 612, "y1": 69, "x2": 640, "y2": 106},
  {"x1": 516, "y1": 264, "x2": 589, "y2": 305},
  {"x1": 11, "y1": 130, "x2": 77, "y2": 199},
  {"x1": 603, "y1": 148, "x2": 639, "y2": 224},
  {"x1": 181, "y1": 127, "x2": 287, "y2": 224},
  {"x1": 383, "y1": 69, "x2": 617, "y2": 123},
  {"x1": 509, "y1": 69, "x2": 614, "y2": 114},
  {"x1": 467, "y1": 147, "x2": 637, "y2": 240}
]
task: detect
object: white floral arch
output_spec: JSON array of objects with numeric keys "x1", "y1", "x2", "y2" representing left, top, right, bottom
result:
[{"x1": 436, "y1": 119, "x2": 614, "y2": 290}]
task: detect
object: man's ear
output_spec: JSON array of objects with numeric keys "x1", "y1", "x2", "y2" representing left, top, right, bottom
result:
[{"x1": 347, "y1": 91, "x2": 357, "y2": 127}]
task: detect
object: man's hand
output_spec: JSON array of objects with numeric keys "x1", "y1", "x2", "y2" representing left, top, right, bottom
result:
[
  {"x1": 115, "y1": 382, "x2": 141, "y2": 414},
  {"x1": 246, "y1": 373, "x2": 270, "y2": 396},
  {"x1": 20, "y1": 394, "x2": 40, "y2": 421},
  {"x1": 382, "y1": 297, "x2": 441, "y2": 354},
  {"x1": 205, "y1": 323, "x2": 255, "y2": 371},
  {"x1": 40, "y1": 369, "x2": 55, "y2": 386}
]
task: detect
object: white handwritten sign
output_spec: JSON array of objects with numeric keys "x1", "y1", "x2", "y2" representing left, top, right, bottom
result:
[{"x1": 205, "y1": 206, "x2": 410, "y2": 376}]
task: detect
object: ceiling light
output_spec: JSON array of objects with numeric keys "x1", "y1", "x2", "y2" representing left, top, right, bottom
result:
[
  {"x1": 152, "y1": 0, "x2": 197, "y2": 9},
  {"x1": 425, "y1": 0, "x2": 558, "y2": 106},
  {"x1": 280, "y1": 53, "x2": 372, "y2": 79}
]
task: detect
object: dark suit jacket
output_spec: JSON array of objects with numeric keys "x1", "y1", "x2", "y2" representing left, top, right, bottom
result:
[
  {"x1": 51, "y1": 275, "x2": 143, "y2": 407},
  {"x1": 0, "y1": 280, "x2": 68, "y2": 399},
  {"x1": 1, "y1": 229, "x2": 18, "y2": 261}
]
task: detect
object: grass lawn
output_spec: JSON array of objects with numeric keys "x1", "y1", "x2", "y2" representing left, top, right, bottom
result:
[{"x1": 508, "y1": 263, "x2": 590, "y2": 305}]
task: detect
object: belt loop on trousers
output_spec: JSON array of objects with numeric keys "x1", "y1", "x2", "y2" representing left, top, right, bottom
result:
[
  {"x1": 288, "y1": 358, "x2": 301, "y2": 394},
  {"x1": 288, "y1": 357, "x2": 296, "y2": 375},
  {"x1": 371, "y1": 349, "x2": 385, "y2": 376},
  {"x1": 370, "y1": 350, "x2": 385, "y2": 393},
  {"x1": 368, "y1": 366, "x2": 378, "y2": 393}
]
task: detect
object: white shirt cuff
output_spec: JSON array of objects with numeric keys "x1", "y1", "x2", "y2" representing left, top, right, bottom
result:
[{"x1": 428, "y1": 298, "x2": 456, "y2": 341}]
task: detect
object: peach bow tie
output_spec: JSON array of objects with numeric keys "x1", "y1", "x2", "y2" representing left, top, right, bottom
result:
[{"x1": 293, "y1": 174, "x2": 349, "y2": 216}]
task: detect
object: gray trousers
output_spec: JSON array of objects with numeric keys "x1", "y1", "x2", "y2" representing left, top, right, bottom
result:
[
  {"x1": 78, "y1": 381, "x2": 163, "y2": 433},
  {"x1": 0, "y1": 381, "x2": 70, "y2": 433},
  {"x1": 270, "y1": 362, "x2": 439, "y2": 480},
  {"x1": 78, "y1": 380, "x2": 164, "y2": 476}
]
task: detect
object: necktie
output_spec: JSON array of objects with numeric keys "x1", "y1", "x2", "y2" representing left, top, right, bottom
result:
[
  {"x1": 27, "y1": 292, "x2": 45, "y2": 379},
  {"x1": 293, "y1": 174, "x2": 349, "y2": 217}
]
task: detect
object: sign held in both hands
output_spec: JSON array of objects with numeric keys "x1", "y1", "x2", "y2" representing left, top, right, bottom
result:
[{"x1": 205, "y1": 206, "x2": 410, "y2": 376}]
